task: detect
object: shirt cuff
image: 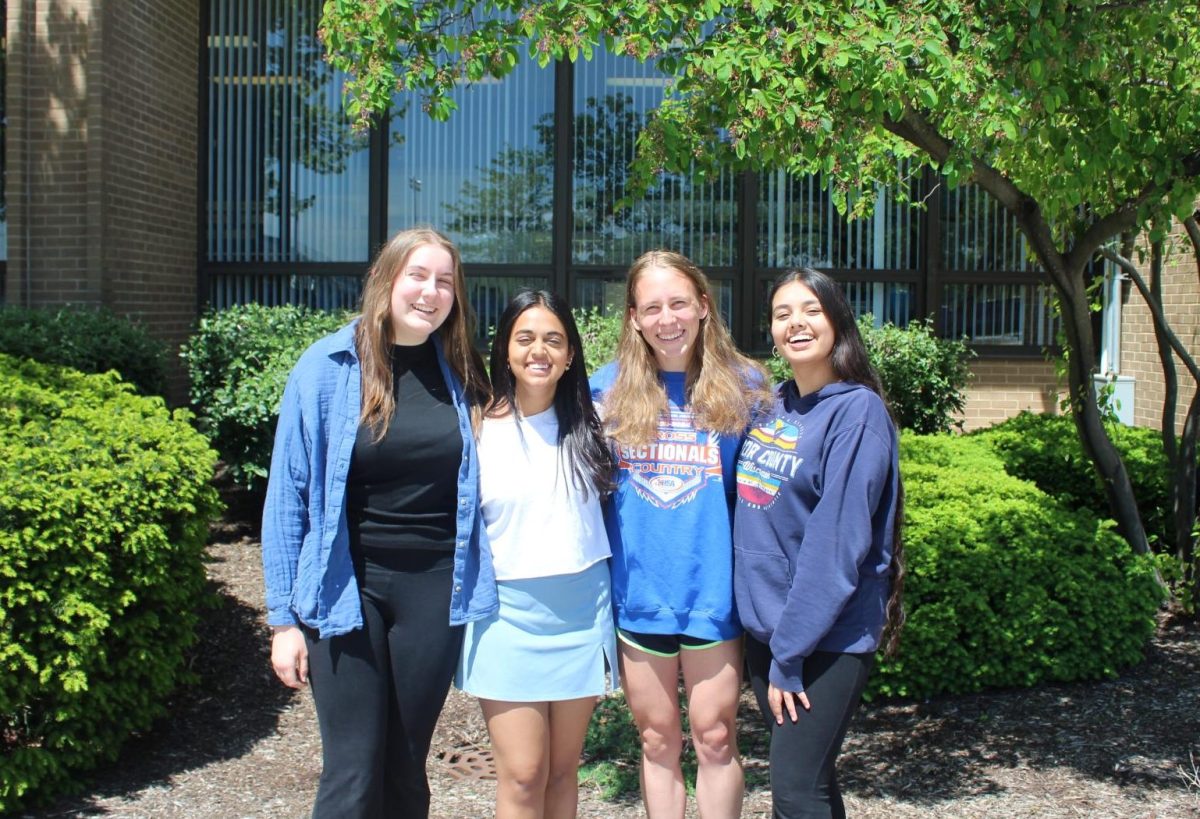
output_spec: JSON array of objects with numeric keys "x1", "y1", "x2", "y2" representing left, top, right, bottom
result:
[{"x1": 769, "y1": 656, "x2": 806, "y2": 694}]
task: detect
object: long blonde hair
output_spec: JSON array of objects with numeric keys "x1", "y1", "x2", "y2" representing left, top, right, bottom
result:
[
  {"x1": 604, "y1": 250, "x2": 768, "y2": 446},
  {"x1": 355, "y1": 227, "x2": 489, "y2": 439}
]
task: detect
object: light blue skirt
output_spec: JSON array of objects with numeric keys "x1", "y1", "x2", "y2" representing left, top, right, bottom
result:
[{"x1": 456, "y1": 559, "x2": 619, "y2": 701}]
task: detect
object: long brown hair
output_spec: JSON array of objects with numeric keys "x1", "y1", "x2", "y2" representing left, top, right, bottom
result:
[
  {"x1": 355, "y1": 227, "x2": 489, "y2": 439},
  {"x1": 604, "y1": 250, "x2": 769, "y2": 446},
  {"x1": 770, "y1": 268, "x2": 905, "y2": 656}
]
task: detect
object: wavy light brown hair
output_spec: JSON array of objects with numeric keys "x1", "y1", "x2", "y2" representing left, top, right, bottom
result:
[
  {"x1": 603, "y1": 250, "x2": 768, "y2": 446},
  {"x1": 355, "y1": 227, "x2": 489, "y2": 440}
]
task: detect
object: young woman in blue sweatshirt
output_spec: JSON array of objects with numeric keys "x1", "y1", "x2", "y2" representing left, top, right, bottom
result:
[
  {"x1": 733, "y1": 268, "x2": 904, "y2": 819},
  {"x1": 591, "y1": 250, "x2": 768, "y2": 818}
]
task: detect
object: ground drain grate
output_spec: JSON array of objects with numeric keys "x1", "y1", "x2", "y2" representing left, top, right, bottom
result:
[{"x1": 437, "y1": 745, "x2": 497, "y2": 781}]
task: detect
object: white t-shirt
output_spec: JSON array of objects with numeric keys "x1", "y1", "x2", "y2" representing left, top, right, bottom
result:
[{"x1": 478, "y1": 408, "x2": 611, "y2": 581}]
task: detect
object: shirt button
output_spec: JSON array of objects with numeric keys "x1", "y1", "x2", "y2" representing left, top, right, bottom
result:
[
  {"x1": 454, "y1": 585, "x2": 462, "y2": 592},
  {"x1": 459, "y1": 499, "x2": 467, "y2": 508}
]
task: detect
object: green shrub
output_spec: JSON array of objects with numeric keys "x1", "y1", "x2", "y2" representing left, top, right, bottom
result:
[
  {"x1": 972, "y1": 411, "x2": 1173, "y2": 552},
  {"x1": 870, "y1": 433, "x2": 1162, "y2": 700},
  {"x1": 0, "y1": 305, "x2": 169, "y2": 396},
  {"x1": 766, "y1": 317, "x2": 973, "y2": 434},
  {"x1": 0, "y1": 355, "x2": 222, "y2": 812},
  {"x1": 181, "y1": 304, "x2": 351, "y2": 490},
  {"x1": 862, "y1": 318, "x2": 973, "y2": 434},
  {"x1": 573, "y1": 306, "x2": 622, "y2": 375}
]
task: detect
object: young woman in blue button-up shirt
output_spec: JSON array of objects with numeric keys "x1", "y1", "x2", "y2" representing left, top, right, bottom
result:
[{"x1": 261, "y1": 227, "x2": 495, "y2": 818}]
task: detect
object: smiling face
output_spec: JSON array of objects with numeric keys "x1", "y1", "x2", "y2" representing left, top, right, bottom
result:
[
  {"x1": 630, "y1": 265, "x2": 709, "y2": 372},
  {"x1": 507, "y1": 304, "x2": 573, "y2": 415},
  {"x1": 771, "y1": 280, "x2": 837, "y2": 395},
  {"x1": 388, "y1": 243, "x2": 457, "y2": 345}
]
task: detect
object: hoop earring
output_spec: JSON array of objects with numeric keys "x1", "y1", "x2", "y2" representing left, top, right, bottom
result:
[{"x1": 771, "y1": 346, "x2": 781, "y2": 359}]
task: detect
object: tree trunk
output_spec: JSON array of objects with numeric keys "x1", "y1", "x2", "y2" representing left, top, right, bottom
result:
[{"x1": 1052, "y1": 263, "x2": 1152, "y2": 555}]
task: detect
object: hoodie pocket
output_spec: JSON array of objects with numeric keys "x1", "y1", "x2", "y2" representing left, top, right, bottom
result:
[{"x1": 733, "y1": 547, "x2": 792, "y2": 638}]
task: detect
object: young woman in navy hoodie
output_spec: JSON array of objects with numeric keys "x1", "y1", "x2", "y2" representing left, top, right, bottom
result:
[{"x1": 733, "y1": 268, "x2": 904, "y2": 819}]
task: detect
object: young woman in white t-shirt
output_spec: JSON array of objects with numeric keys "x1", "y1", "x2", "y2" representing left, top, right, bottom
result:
[{"x1": 456, "y1": 289, "x2": 618, "y2": 819}]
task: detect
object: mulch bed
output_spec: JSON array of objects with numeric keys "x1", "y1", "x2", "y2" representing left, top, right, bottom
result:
[{"x1": 24, "y1": 513, "x2": 1200, "y2": 818}]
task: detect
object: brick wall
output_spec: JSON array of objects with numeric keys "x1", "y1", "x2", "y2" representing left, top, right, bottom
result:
[
  {"x1": 5, "y1": 0, "x2": 200, "y2": 397},
  {"x1": 1118, "y1": 221, "x2": 1200, "y2": 434},
  {"x1": 955, "y1": 358, "x2": 1064, "y2": 431}
]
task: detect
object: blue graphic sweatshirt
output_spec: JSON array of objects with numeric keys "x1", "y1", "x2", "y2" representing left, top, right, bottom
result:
[
  {"x1": 733, "y1": 380, "x2": 899, "y2": 693},
  {"x1": 591, "y1": 363, "x2": 743, "y2": 642}
]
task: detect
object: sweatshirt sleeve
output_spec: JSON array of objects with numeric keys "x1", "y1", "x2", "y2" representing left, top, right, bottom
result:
[
  {"x1": 260, "y1": 369, "x2": 312, "y2": 627},
  {"x1": 767, "y1": 421, "x2": 892, "y2": 692}
]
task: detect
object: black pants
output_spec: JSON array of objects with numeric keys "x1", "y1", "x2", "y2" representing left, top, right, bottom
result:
[
  {"x1": 305, "y1": 552, "x2": 464, "y2": 819},
  {"x1": 745, "y1": 636, "x2": 874, "y2": 819}
]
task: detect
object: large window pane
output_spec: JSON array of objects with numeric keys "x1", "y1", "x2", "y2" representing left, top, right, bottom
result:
[
  {"x1": 941, "y1": 183, "x2": 1030, "y2": 272},
  {"x1": 757, "y1": 168, "x2": 922, "y2": 270},
  {"x1": 573, "y1": 52, "x2": 737, "y2": 267},
  {"x1": 938, "y1": 183, "x2": 1057, "y2": 345},
  {"x1": 0, "y1": 0, "x2": 6, "y2": 274},
  {"x1": 209, "y1": 271, "x2": 362, "y2": 310},
  {"x1": 388, "y1": 63, "x2": 555, "y2": 264},
  {"x1": 470, "y1": 275, "x2": 551, "y2": 340},
  {"x1": 207, "y1": 0, "x2": 370, "y2": 262},
  {"x1": 843, "y1": 281, "x2": 914, "y2": 327},
  {"x1": 941, "y1": 283, "x2": 1057, "y2": 346}
]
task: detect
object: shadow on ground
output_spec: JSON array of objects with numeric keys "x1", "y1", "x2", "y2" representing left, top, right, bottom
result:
[
  {"x1": 25, "y1": 566, "x2": 296, "y2": 816},
  {"x1": 831, "y1": 614, "x2": 1200, "y2": 807}
]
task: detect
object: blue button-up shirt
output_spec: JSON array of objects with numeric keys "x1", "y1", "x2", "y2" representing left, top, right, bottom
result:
[{"x1": 261, "y1": 321, "x2": 498, "y2": 638}]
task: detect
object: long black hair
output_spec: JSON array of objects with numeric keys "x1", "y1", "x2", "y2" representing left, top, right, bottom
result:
[
  {"x1": 770, "y1": 268, "x2": 906, "y2": 657},
  {"x1": 488, "y1": 289, "x2": 616, "y2": 500}
]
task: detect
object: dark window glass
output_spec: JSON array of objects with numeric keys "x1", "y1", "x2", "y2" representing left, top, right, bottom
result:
[
  {"x1": 1, "y1": 0, "x2": 7, "y2": 277},
  {"x1": 207, "y1": 0, "x2": 369, "y2": 263},
  {"x1": 757, "y1": 165, "x2": 922, "y2": 270},
  {"x1": 388, "y1": 61, "x2": 555, "y2": 264},
  {"x1": 939, "y1": 183, "x2": 1056, "y2": 345},
  {"x1": 572, "y1": 51, "x2": 737, "y2": 267}
]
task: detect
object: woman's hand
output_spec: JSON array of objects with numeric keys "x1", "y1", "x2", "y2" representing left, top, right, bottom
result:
[
  {"x1": 768, "y1": 682, "x2": 811, "y2": 724},
  {"x1": 270, "y1": 625, "x2": 309, "y2": 689}
]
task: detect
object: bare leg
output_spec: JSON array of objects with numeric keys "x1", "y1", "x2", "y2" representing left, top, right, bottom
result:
[
  {"x1": 545, "y1": 697, "x2": 599, "y2": 819},
  {"x1": 480, "y1": 700, "x2": 551, "y2": 819},
  {"x1": 681, "y1": 639, "x2": 744, "y2": 819},
  {"x1": 619, "y1": 642, "x2": 686, "y2": 819}
]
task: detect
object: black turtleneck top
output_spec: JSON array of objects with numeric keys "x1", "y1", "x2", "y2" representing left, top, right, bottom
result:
[{"x1": 346, "y1": 340, "x2": 461, "y2": 555}]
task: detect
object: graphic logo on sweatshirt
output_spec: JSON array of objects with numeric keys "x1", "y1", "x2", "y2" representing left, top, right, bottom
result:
[
  {"x1": 616, "y1": 407, "x2": 723, "y2": 509},
  {"x1": 737, "y1": 419, "x2": 804, "y2": 509}
]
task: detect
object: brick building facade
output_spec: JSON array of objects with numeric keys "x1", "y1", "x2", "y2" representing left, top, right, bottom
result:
[{"x1": 4, "y1": 0, "x2": 199, "y2": 370}]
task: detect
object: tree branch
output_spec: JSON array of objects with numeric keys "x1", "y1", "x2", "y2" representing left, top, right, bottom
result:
[
  {"x1": 884, "y1": 109, "x2": 1075, "y2": 295},
  {"x1": 1184, "y1": 213, "x2": 1200, "y2": 285}
]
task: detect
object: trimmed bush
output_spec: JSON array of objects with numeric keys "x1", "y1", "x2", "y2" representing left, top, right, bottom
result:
[
  {"x1": 0, "y1": 305, "x2": 169, "y2": 396},
  {"x1": 766, "y1": 316, "x2": 973, "y2": 434},
  {"x1": 972, "y1": 411, "x2": 1173, "y2": 552},
  {"x1": 863, "y1": 318, "x2": 973, "y2": 434},
  {"x1": 870, "y1": 433, "x2": 1162, "y2": 700},
  {"x1": 0, "y1": 355, "x2": 222, "y2": 812},
  {"x1": 182, "y1": 304, "x2": 351, "y2": 490}
]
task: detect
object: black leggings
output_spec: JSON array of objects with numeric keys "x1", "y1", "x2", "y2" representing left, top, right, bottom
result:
[
  {"x1": 745, "y1": 636, "x2": 874, "y2": 819},
  {"x1": 305, "y1": 553, "x2": 464, "y2": 819}
]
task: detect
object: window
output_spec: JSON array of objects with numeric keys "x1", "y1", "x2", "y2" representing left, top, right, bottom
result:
[
  {"x1": 572, "y1": 51, "x2": 737, "y2": 268},
  {"x1": 939, "y1": 183, "x2": 1055, "y2": 347},
  {"x1": 207, "y1": 0, "x2": 369, "y2": 265},
  {"x1": 388, "y1": 58, "x2": 555, "y2": 265}
]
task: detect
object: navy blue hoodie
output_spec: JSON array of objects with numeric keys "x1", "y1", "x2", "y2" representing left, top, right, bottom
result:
[{"x1": 733, "y1": 380, "x2": 899, "y2": 693}]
